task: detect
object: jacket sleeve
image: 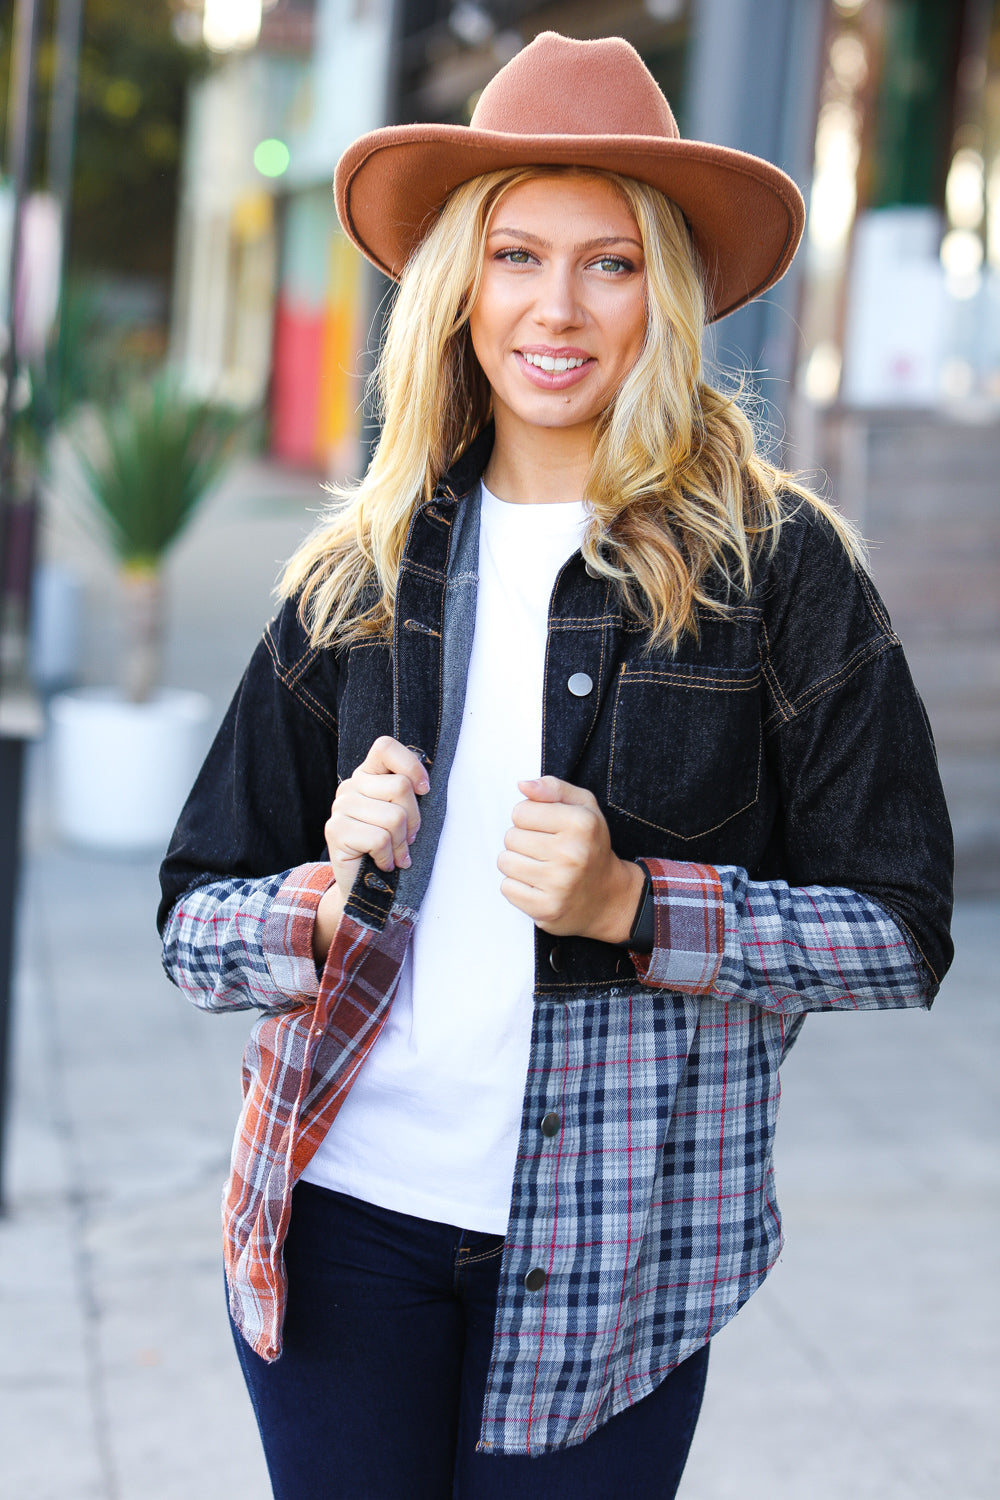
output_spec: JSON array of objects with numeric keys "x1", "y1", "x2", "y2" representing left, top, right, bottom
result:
[
  {"x1": 158, "y1": 596, "x2": 341, "y2": 1011},
  {"x1": 632, "y1": 506, "x2": 954, "y2": 1012}
]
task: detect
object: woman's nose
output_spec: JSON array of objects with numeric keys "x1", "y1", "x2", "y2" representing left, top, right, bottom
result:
[{"x1": 533, "y1": 264, "x2": 582, "y2": 329}]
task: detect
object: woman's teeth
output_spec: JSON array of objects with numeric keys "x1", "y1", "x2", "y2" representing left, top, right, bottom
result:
[{"x1": 522, "y1": 352, "x2": 587, "y2": 371}]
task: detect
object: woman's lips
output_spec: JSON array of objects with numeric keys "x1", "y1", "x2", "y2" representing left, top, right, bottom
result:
[{"x1": 514, "y1": 349, "x2": 594, "y2": 390}]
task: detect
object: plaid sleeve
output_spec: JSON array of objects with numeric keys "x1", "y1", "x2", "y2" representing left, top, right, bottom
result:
[
  {"x1": 161, "y1": 862, "x2": 334, "y2": 1014},
  {"x1": 632, "y1": 858, "x2": 933, "y2": 1013}
]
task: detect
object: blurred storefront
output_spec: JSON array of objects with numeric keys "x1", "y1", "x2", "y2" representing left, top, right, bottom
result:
[
  {"x1": 170, "y1": 0, "x2": 393, "y2": 476},
  {"x1": 170, "y1": 0, "x2": 1000, "y2": 457},
  {"x1": 169, "y1": 0, "x2": 808, "y2": 475},
  {"x1": 797, "y1": 0, "x2": 1000, "y2": 415},
  {"x1": 168, "y1": 0, "x2": 999, "y2": 883},
  {"x1": 170, "y1": 0, "x2": 699, "y2": 479},
  {"x1": 793, "y1": 0, "x2": 1000, "y2": 892}
]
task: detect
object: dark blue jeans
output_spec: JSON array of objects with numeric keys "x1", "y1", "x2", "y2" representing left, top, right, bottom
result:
[{"x1": 230, "y1": 1181, "x2": 709, "y2": 1499}]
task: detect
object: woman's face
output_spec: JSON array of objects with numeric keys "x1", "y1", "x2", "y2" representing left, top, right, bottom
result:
[{"x1": 468, "y1": 174, "x2": 647, "y2": 446}]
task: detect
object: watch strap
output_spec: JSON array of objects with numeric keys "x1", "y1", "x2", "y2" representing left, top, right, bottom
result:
[{"x1": 622, "y1": 868, "x2": 654, "y2": 952}]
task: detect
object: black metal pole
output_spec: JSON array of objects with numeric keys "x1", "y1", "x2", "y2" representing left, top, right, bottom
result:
[
  {"x1": 0, "y1": 0, "x2": 44, "y2": 1212},
  {"x1": 0, "y1": 735, "x2": 27, "y2": 1199}
]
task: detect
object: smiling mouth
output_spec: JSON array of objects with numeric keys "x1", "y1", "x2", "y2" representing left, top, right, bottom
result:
[{"x1": 520, "y1": 352, "x2": 590, "y2": 372}]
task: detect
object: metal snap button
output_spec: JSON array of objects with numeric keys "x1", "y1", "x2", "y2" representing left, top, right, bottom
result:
[
  {"x1": 567, "y1": 672, "x2": 593, "y2": 697},
  {"x1": 548, "y1": 943, "x2": 563, "y2": 973},
  {"x1": 584, "y1": 561, "x2": 601, "y2": 579},
  {"x1": 523, "y1": 1267, "x2": 546, "y2": 1292},
  {"x1": 540, "y1": 1112, "x2": 561, "y2": 1138}
]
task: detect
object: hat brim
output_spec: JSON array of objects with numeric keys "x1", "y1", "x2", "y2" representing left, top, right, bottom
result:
[{"x1": 335, "y1": 125, "x2": 805, "y2": 323}]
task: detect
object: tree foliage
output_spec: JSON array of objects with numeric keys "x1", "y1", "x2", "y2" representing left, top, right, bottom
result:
[
  {"x1": 76, "y1": 377, "x2": 243, "y2": 568},
  {"x1": 1, "y1": 0, "x2": 206, "y2": 276}
]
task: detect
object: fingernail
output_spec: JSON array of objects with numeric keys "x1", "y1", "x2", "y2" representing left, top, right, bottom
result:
[{"x1": 401, "y1": 852, "x2": 411, "y2": 868}]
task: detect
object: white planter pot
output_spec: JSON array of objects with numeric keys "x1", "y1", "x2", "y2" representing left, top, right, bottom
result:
[{"x1": 49, "y1": 688, "x2": 211, "y2": 853}]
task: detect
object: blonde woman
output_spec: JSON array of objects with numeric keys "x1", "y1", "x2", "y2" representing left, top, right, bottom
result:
[{"x1": 159, "y1": 33, "x2": 952, "y2": 1500}]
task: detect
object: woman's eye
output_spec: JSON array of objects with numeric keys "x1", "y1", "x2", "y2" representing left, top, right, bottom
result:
[
  {"x1": 592, "y1": 255, "x2": 632, "y2": 274},
  {"x1": 498, "y1": 248, "x2": 535, "y2": 265}
]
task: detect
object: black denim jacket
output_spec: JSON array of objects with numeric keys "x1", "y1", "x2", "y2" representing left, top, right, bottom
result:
[
  {"x1": 158, "y1": 433, "x2": 954, "y2": 1450},
  {"x1": 160, "y1": 433, "x2": 954, "y2": 992}
]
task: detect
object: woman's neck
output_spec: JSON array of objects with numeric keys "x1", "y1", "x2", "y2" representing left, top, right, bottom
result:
[{"x1": 482, "y1": 415, "x2": 592, "y2": 506}]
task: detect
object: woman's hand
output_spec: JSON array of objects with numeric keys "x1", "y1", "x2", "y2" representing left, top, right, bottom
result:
[
  {"x1": 313, "y1": 736, "x2": 430, "y2": 965},
  {"x1": 497, "y1": 776, "x2": 645, "y2": 944}
]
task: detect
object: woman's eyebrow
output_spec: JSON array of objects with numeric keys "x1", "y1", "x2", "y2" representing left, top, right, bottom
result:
[{"x1": 488, "y1": 227, "x2": 643, "y2": 252}]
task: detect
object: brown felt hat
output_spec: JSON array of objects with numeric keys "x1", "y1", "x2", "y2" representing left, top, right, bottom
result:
[{"x1": 334, "y1": 31, "x2": 805, "y2": 323}]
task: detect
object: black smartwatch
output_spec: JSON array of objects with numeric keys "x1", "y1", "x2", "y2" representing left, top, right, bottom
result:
[{"x1": 620, "y1": 868, "x2": 654, "y2": 953}]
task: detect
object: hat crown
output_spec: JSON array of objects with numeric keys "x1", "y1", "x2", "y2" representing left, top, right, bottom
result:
[{"x1": 470, "y1": 32, "x2": 679, "y2": 142}]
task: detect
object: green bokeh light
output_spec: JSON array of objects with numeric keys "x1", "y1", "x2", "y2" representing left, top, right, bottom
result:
[{"x1": 254, "y1": 139, "x2": 291, "y2": 178}]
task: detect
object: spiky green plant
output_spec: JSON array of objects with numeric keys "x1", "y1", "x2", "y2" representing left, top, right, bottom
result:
[
  {"x1": 80, "y1": 379, "x2": 241, "y2": 568},
  {"x1": 77, "y1": 379, "x2": 243, "y2": 701}
]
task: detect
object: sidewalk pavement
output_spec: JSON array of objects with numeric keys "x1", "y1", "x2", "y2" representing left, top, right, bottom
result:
[{"x1": 2, "y1": 462, "x2": 998, "y2": 1498}]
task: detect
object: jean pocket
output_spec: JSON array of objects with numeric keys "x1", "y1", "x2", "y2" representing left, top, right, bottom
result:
[{"x1": 606, "y1": 662, "x2": 763, "y2": 840}]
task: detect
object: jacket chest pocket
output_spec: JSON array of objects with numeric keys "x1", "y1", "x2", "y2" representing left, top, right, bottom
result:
[{"x1": 606, "y1": 662, "x2": 763, "y2": 841}]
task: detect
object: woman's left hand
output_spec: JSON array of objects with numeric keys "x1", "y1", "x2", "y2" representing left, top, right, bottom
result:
[{"x1": 498, "y1": 776, "x2": 646, "y2": 944}]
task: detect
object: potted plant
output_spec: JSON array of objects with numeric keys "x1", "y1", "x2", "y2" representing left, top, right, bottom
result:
[{"x1": 50, "y1": 378, "x2": 243, "y2": 851}]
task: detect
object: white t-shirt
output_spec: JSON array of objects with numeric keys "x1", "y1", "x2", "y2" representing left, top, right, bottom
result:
[{"x1": 301, "y1": 483, "x2": 588, "y2": 1231}]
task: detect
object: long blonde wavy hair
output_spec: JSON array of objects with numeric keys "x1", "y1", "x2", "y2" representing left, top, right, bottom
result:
[{"x1": 281, "y1": 166, "x2": 862, "y2": 650}]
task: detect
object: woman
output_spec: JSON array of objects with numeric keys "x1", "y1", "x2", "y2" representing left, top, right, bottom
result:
[{"x1": 159, "y1": 32, "x2": 953, "y2": 1500}]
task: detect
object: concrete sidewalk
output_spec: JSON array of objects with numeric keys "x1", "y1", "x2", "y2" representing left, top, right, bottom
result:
[{"x1": 2, "y1": 460, "x2": 997, "y2": 1497}]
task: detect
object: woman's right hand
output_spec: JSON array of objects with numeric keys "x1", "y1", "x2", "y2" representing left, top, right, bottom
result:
[{"x1": 312, "y1": 736, "x2": 430, "y2": 965}]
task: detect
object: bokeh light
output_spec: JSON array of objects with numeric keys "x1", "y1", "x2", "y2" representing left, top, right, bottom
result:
[
  {"x1": 946, "y1": 149, "x2": 986, "y2": 231},
  {"x1": 253, "y1": 138, "x2": 291, "y2": 178}
]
